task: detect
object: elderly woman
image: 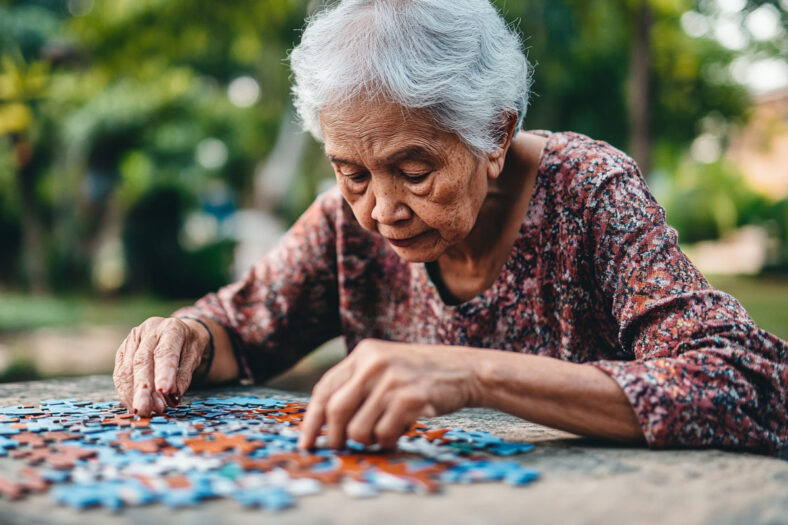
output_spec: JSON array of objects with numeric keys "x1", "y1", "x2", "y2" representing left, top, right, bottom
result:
[{"x1": 113, "y1": 0, "x2": 787, "y2": 455}]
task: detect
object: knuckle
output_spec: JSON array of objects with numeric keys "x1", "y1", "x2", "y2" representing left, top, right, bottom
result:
[
  {"x1": 131, "y1": 349, "x2": 151, "y2": 369},
  {"x1": 374, "y1": 422, "x2": 397, "y2": 444},
  {"x1": 311, "y1": 375, "x2": 334, "y2": 398},
  {"x1": 354, "y1": 339, "x2": 381, "y2": 360},
  {"x1": 380, "y1": 370, "x2": 405, "y2": 390},
  {"x1": 325, "y1": 398, "x2": 350, "y2": 422},
  {"x1": 160, "y1": 317, "x2": 182, "y2": 333},
  {"x1": 355, "y1": 339, "x2": 372, "y2": 352},
  {"x1": 153, "y1": 341, "x2": 178, "y2": 358},
  {"x1": 358, "y1": 353, "x2": 386, "y2": 376},
  {"x1": 396, "y1": 388, "x2": 424, "y2": 408},
  {"x1": 346, "y1": 422, "x2": 369, "y2": 444},
  {"x1": 142, "y1": 316, "x2": 164, "y2": 330}
]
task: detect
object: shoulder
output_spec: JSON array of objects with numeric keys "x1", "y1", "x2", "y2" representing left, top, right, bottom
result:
[
  {"x1": 532, "y1": 131, "x2": 654, "y2": 216},
  {"x1": 541, "y1": 131, "x2": 641, "y2": 189}
]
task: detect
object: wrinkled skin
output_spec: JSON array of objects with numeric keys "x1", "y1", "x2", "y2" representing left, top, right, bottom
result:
[
  {"x1": 321, "y1": 100, "x2": 511, "y2": 265},
  {"x1": 297, "y1": 339, "x2": 484, "y2": 450},
  {"x1": 112, "y1": 317, "x2": 208, "y2": 415}
]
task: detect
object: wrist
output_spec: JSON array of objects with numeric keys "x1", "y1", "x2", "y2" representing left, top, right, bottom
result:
[
  {"x1": 177, "y1": 316, "x2": 215, "y2": 384},
  {"x1": 463, "y1": 346, "x2": 498, "y2": 408},
  {"x1": 471, "y1": 350, "x2": 525, "y2": 410}
]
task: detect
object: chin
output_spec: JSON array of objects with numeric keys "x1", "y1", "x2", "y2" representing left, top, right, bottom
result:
[{"x1": 388, "y1": 243, "x2": 444, "y2": 263}]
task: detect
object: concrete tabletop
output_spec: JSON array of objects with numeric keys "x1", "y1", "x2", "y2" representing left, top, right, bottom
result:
[{"x1": 0, "y1": 375, "x2": 785, "y2": 525}]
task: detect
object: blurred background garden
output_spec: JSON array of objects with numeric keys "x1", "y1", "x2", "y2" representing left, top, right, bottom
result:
[{"x1": 0, "y1": 0, "x2": 786, "y2": 388}]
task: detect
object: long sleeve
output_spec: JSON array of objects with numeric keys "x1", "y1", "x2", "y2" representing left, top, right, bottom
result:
[
  {"x1": 173, "y1": 191, "x2": 342, "y2": 383},
  {"x1": 582, "y1": 154, "x2": 787, "y2": 455}
]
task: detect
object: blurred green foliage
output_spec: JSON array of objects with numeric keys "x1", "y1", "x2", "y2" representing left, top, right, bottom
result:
[
  {"x1": 0, "y1": 292, "x2": 190, "y2": 332},
  {"x1": 0, "y1": 0, "x2": 787, "y2": 300}
]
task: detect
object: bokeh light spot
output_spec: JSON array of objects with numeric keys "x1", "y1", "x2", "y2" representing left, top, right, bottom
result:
[
  {"x1": 196, "y1": 138, "x2": 229, "y2": 170},
  {"x1": 227, "y1": 76, "x2": 261, "y2": 108}
]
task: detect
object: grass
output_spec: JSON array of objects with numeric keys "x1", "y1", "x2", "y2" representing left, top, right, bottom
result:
[
  {"x1": 0, "y1": 293, "x2": 192, "y2": 332},
  {"x1": 705, "y1": 275, "x2": 788, "y2": 341}
]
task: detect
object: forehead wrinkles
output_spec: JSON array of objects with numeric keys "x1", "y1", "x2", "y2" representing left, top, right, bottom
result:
[{"x1": 321, "y1": 103, "x2": 448, "y2": 166}]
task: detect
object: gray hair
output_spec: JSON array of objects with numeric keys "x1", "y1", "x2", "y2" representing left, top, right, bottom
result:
[{"x1": 288, "y1": 0, "x2": 532, "y2": 154}]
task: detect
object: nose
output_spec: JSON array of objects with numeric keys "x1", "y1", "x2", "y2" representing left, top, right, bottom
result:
[{"x1": 370, "y1": 181, "x2": 412, "y2": 225}]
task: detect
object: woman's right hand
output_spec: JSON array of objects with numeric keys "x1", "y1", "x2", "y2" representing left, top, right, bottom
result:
[{"x1": 112, "y1": 316, "x2": 209, "y2": 417}]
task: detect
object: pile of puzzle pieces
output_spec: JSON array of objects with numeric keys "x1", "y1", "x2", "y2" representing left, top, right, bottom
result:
[{"x1": 0, "y1": 396, "x2": 538, "y2": 511}]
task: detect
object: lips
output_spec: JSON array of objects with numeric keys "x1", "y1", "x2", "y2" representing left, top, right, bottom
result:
[{"x1": 384, "y1": 231, "x2": 427, "y2": 248}]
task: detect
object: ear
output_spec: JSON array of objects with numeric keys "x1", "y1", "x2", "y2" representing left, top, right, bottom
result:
[{"x1": 485, "y1": 112, "x2": 519, "y2": 180}]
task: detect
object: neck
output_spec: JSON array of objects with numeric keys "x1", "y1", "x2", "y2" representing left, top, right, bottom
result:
[{"x1": 440, "y1": 133, "x2": 537, "y2": 271}]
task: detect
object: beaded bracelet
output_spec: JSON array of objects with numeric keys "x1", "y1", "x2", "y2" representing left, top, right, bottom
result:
[{"x1": 177, "y1": 316, "x2": 215, "y2": 386}]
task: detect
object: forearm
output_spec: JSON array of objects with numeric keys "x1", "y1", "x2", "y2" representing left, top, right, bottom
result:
[{"x1": 474, "y1": 350, "x2": 645, "y2": 443}]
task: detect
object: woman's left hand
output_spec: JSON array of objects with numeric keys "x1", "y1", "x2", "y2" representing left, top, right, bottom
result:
[{"x1": 297, "y1": 339, "x2": 484, "y2": 450}]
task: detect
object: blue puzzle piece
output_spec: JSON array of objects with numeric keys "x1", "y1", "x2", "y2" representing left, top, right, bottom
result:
[
  {"x1": 0, "y1": 435, "x2": 19, "y2": 449},
  {"x1": 0, "y1": 406, "x2": 43, "y2": 416},
  {"x1": 504, "y1": 466, "x2": 540, "y2": 485},
  {"x1": 53, "y1": 479, "x2": 158, "y2": 509},
  {"x1": 0, "y1": 424, "x2": 20, "y2": 435},
  {"x1": 233, "y1": 486, "x2": 294, "y2": 511},
  {"x1": 160, "y1": 475, "x2": 216, "y2": 508},
  {"x1": 40, "y1": 469, "x2": 70, "y2": 483},
  {"x1": 24, "y1": 418, "x2": 66, "y2": 433},
  {"x1": 487, "y1": 442, "x2": 535, "y2": 456},
  {"x1": 53, "y1": 483, "x2": 123, "y2": 510}
]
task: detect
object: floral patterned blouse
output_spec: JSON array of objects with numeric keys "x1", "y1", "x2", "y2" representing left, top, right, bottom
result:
[{"x1": 175, "y1": 130, "x2": 788, "y2": 456}]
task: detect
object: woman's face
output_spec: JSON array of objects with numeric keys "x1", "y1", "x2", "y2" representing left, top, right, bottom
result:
[{"x1": 320, "y1": 99, "x2": 503, "y2": 263}]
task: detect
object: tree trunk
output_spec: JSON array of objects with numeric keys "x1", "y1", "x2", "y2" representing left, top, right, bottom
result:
[{"x1": 627, "y1": 0, "x2": 652, "y2": 177}]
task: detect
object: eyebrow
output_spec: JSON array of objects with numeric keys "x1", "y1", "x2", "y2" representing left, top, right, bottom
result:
[{"x1": 326, "y1": 146, "x2": 435, "y2": 167}]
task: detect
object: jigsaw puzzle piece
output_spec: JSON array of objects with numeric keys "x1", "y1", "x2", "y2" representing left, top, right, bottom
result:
[{"x1": 233, "y1": 486, "x2": 294, "y2": 511}]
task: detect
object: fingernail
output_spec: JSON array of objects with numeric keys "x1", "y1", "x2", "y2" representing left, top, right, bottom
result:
[
  {"x1": 154, "y1": 395, "x2": 165, "y2": 414},
  {"x1": 164, "y1": 393, "x2": 176, "y2": 408},
  {"x1": 132, "y1": 389, "x2": 146, "y2": 415}
]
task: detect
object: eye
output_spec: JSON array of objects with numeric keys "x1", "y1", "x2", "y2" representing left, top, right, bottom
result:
[
  {"x1": 346, "y1": 172, "x2": 369, "y2": 183},
  {"x1": 400, "y1": 171, "x2": 431, "y2": 184}
]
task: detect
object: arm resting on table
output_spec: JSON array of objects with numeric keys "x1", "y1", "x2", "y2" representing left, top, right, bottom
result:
[{"x1": 475, "y1": 351, "x2": 645, "y2": 443}]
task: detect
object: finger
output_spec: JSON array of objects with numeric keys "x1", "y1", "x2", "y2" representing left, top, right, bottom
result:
[
  {"x1": 345, "y1": 377, "x2": 393, "y2": 446},
  {"x1": 131, "y1": 334, "x2": 158, "y2": 417},
  {"x1": 115, "y1": 328, "x2": 141, "y2": 410},
  {"x1": 153, "y1": 321, "x2": 186, "y2": 396},
  {"x1": 373, "y1": 390, "x2": 428, "y2": 450},
  {"x1": 152, "y1": 390, "x2": 166, "y2": 414},
  {"x1": 113, "y1": 340, "x2": 129, "y2": 407},
  {"x1": 297, "y1": 398, "x2": 326, "y2": 450},
  {"x1": 324, "y1": 372, "x2": 374, "y2": 449},
  {"x1": 173, "y1": 335, "x2": 204, "y2": 398},
  {"x1": 297, "y1": 364, "x2": 354, "y2": 449}
]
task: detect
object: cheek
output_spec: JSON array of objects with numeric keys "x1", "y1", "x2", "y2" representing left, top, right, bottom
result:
[
  {"x1": 417, "y1": 188, "x2": 475, "y2": 242},
  {"x1": 339, "y1": 186, "x2": 377, "y2": 231}
]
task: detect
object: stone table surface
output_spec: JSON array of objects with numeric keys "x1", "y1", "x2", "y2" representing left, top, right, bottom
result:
[{"x1": 0, "y1": 375, "x2": 785, "y2": 525}]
